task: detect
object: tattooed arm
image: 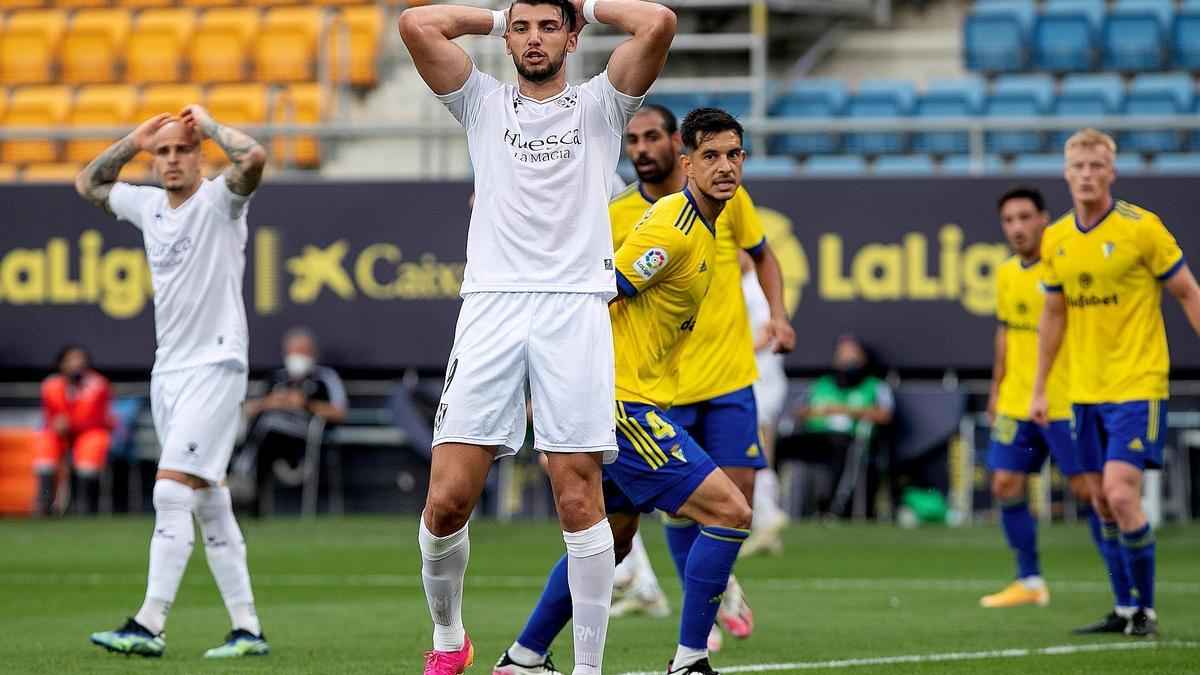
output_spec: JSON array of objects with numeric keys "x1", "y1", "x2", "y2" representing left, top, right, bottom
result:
[
  {"x1": 74, "y1": 113, "x2": 169, "y2": 213},
  {"x1": 181, "y1": 105, "x2": 267, "y2": 197}
]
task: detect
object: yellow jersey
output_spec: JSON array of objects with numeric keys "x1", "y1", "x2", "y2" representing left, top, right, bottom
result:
[
  {"x1": 609, "y1": 183, "x2": 766, "y2": 405},
  {"x1": 995, "y1": 256, "x2": 1070, "y2": 420},
  {"x1": 1041, "y1": 199, "x2": 1184, "y2": 403},
  {"x1": 611, "y1": 189, "x2": 716, "y2": 409}
]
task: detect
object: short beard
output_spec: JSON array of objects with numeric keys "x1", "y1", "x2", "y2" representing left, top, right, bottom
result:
[
  {"x1": 635, "y1": 157, "x2": 675, "y2": 185},
  {"x1": 514, "y1": 51, "x2": 566, "y2": 84}
]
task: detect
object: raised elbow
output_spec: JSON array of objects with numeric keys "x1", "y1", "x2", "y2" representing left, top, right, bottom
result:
[
  {"x1": 73, "y1": 172, "x2": 90, "y2": 200},
  {"x1": 244, "y1": 143, "x2": 267, "y2": 170},
  {"x1": 649, "y1": 6, "x2": 677, "y2": 40},
  {"x1": 398, "y1": 7, "x2": 431, "y2": 43}
]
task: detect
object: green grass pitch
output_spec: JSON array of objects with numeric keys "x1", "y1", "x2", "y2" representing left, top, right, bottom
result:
[{"x1": 1, "y1": 516, "x2": 1197, "y2": 673}]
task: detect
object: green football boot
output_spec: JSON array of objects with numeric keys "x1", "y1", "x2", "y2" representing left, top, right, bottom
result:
[
  {"x1": 203, "y1": 629, "x2": 270, "y2": 659},
  {"x1": 90, "y1": 617, "x2": 165, "y2": 657}
]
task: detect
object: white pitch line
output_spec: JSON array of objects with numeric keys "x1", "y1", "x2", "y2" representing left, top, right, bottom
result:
[
  {"x1": 615, "y1": 640, "x2": 1200, "y2": 675},
  {"x1": 1, "y1": 573, "x2": 1199, "y2": 595}
]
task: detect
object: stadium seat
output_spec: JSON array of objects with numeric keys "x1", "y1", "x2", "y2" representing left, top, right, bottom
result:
[
  {"x1": 1150, "y1": 153, "x2": 1200, "y2": 174},
  {"x1": 0, "y1": 10, "x2": 68, "y2": 85},
  {"x1": 1103, "y1": 0, "x2": 1174, "y2": 72},
  {"x1": 116, "y1": 0, "x2": 176, "y2": 7},
  {"x1": 0, "y1": 0, "x2": 46, "y2": 9},
  {"x1": 843, "y1": 80, "x2": 914, "y2": 155},
  {"x1": 741, "y1": 155, "x2": 797, "y2": 178},
  {"x1": 711, "y1": 92, "x2": 752, "y2": 119},
  {"x1": 60, "y1": 9, "x2": 134, "y2": 84},
  {"x1": 331, "y1": 5, "x2": 383, "y2": 88},
  {"x1": 206, "y1": 83, "x2": 270, "y2": 126},
  {"x1": 804, "y1": 155, "x2": 867, "y2": 176},
  {"x1": 66, "y1": 84, "x2": 138, "y2": 164},
  {"x1": 273, "y1": 83, "x2": 326, "y2": 168},
  {"x1": 1, "y1": 85, "x2": 72, "y2": 164},
  {"x1": 126, "y1": 9, "x2": 197, "y2": 84},
  {"x1": 0, "y1": 163, "x2": 17, "y2": 183},
  {"x1": 19, "y1": 162, "x2": 83, "y2": 183},
  {"x1": 1115, "y1": 153, "x2": 1147, "y2": 174},
  {"x1": 1010, "y1": 153, "x2": 1066, "y2": 175},
  {"x1": 180, "y1": 0, "x2": 239, "y2": 7},
  {"x1": 913, "y1": 77, "x2": 986, "y2": 155},
  {"x1": 984, "y1": 74, "x2": 1054, "y2": 154},
  {"x1": 769, "y1": 80, "x2": 846, "y2": 155},
  {"x1": 644, "y1": 93, "x2": 709, "y2": 126},
  {"x1": 190, "y1": 8, "x2": 262, "y2": 83},
  {"x1": 135, "y1": 84, "x2": 205, "y2": 121},
  {"x1": 872, "y1": 154, "x2": 936, "y2": 176},
  {"x1": 1033, "y1": 0, "x2": 1104, "y2": 72},
  {"x1": 963, "y1": 0, "x2": 1034, "y2": 73},
  {"x1": 254, "y1": 7, "x2": 327, "y2": 83},
  {"x1": 1122, "y1": 73, "x2": 1194, "y2": 153},
  {"x1": 1050, "y1": 73, "x2": 1124, "y2": 149},
  {"x1": 56, "y1": 0, "x2": 109, "y2": 8},
  {"x1": 1174, "y1": 2, "x2": 1200, "y2": 70},
  {"x1": 941, "y1": 153, "x2": 1005, "y2": 175}
]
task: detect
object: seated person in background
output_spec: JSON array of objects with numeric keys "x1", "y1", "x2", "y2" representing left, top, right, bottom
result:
[
  {"x1": 36, "y1": 345, "x2": 113, "y2": 515},
  {"x1": 237, "y1": 328, "x2": 347, "y2": 514},
  {"x1": 785, "y1": 334, "x2": 893, "y2": 517}
]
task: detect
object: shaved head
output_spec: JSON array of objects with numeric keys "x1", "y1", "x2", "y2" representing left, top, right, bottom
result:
[
  {"x1": 152, "y1": 119, "x2": 201, "y2": 147},
  {"x1": 150, "y1": 118, "x2": 203, "y2": 192}
]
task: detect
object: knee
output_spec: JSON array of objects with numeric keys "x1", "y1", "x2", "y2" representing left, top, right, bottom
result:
[
  {"x1": 991, "y1": 473, "x2": 1023, "y2": 499},
  {"x1": 614, "y1": 537, "x2": 633, "y2": 564},
  {"x1": 423, "y1": 487, "x2": 472, "y2": 533},
  {"x1": 719, "y1": 495, "x2": 753, "y2": 531},
  {"x1": 1068, "y1": 479, "x2": 1092, "y2": 504},
  {"x1": 1103, "y1": 483, "x2": 1138, "y2": 517},
  {"x1": 152, "y1": 479, "x2": 193, "y2": 513}
]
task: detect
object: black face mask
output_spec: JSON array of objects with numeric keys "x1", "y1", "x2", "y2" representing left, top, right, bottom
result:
[{"x1": 835, "y1": 365, "x2": 865, "y2": 388}]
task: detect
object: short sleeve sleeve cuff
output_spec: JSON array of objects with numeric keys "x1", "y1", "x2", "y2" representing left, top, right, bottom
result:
[
  {"x1": 1156, "y1": 256, "x2": 1186, "y2": 281},
  {"x1": 1042, "y1": 282, "x2": 1063, "y2": 293},
  {"x1": 615, "y1": 270, "x2": 638, "y2": 297},
  {"x1": 744, "y1": 236, "x2": 766, "y2": 257}
]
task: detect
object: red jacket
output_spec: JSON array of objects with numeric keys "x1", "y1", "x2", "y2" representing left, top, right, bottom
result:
[{"x1": 42, "y1": 370, "x2": 112, "y2": 435}]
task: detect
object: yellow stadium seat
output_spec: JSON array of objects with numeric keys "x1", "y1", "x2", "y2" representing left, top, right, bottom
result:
[
  {"x1": 332, "y1": 5, "x2": 382, "y2": 87},
  {"x1": 0, "y1": 163, "x2": 19, "y2": 183},
  {"x1": 1, "y1": 85, "x2": 71, "y2": 164},
  {"x1": 254, "y1": 7, "x2": 326, "y2": 83},
  {"x1": 135, "y1": 83, "x2": 205, "y2": 121},
  {"x1": 272, "y1": 83, "x2": 325, "y2": 168},
  {"x1": 190, "y1": 8, "x2": 261, "y2": 83},
  {"x1": 178, "y1": 0, "x2": 239, "y2": 8},
  {"x1": 0, "y1": 0, "x2": 46, "y2": 10},
  {"x1": 245, "y1": 0, "x2": 300, "y2": 6},
  {"x1": 0, "y1": 10, "x2": 67, "y2": 85},
  {"x1": 126, "y1": 9, "x2": 197, "y2": 83},
  {"x1": 66, "y1": 84, "x2": 139, "y2": 164},
  {"x1": 60, "y1": 9, "x2": 134, "y2": 84},
  {"x1": 56, "y1": 0, "x2": 109, "y2": 9},
  {"x1": 207, "y1": 83, "x2": 270, "y2": 126},
  {"x1": 20, "y1": 162, "x2": 83, "y2": 183},
  {"x1": 117, "y1": 0, "x2": 175, "y2": 7},
  {"x1": 119, "y1": 158, "x2": 152, "y2": 182}
]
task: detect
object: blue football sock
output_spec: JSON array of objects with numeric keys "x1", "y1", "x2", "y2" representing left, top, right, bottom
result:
[
  {"x1": 663, "y1": 515, "x2": 701, "y2": 587},
  {"x1": 998, "y1": 495, "x2": 1040, "y2": 579},
  {"x1": 679, "y1": 526, "x2": 747, "y2": 650},
  {"x1": 1120, "y1": 523, "x2": 1156, "y2": 610},
  {"x1": 515, "y1": 554, "x2": 571, "y2": 656},
  {"x1": 1099, "y1": 520, "x2": 1136, "y2": 608}
]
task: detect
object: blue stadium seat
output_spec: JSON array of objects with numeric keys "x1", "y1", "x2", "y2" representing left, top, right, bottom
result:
[
  {"x1": 942, "y1": 154, "x2": 1006, "y2": 175},
  {"x1": 742, "y1": 155, "x2": 798, "y2": 178},
  {"x1": 805, "y1": 154, "x2": 868, "y2": 176},
  {"x1": 1194, "y1": 95, "x2": 1200, "y2": 151},
  {"x1": 1034, "y1": 0, "x2": 1104, "y2": 72},
  {"x1": 842, "y1": 80, "x2": 915, "y2": 155},
  {"x1": 770, "y1": 79, "x2": 846, "y2": 155},
  {"x1": 644, "y1": 93, "x2": 709, "y2": 126},
  {"x1": 872, "y1": 154, "x2": 936, "y2": 176},
  {"x1": 1115, "y1": 153, "x2": 1147, "y2": 174},
  {"x1": 985, "y1": 74, "x2": 1055, "y2": 153},
  {"x1": 1103, "y1": 0, "x2": 1174, "y2": 72},
  {"x1": 913, "y1": 78, "x2": 986, "y2": 154},
  {"x1": 1174, "y1": 2, "x2": 1200, "y2": 70},
  {"x1": 711, "y1": 92, "x2": 751, "y2": 119},
  {"x1": 1011, "y1": 153, "x2": 1066, "y2": 174},
  {"x1": 1050, "y1": 73, "x2": 1124, "y2": 148},
  {"x1": 1122, "y1": 73, "x2": 1195, "y2": 152},
  {"x1": 964, "y1": 0, "x2": 1035, "y2": 73},
  {"x1": 1150, "y1": 152, "x2": 1200, "y2": 173}
]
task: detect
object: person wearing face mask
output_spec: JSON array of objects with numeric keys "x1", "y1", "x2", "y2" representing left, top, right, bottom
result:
[
  {"x1": 237, "y1": 327, "x2": 347, "y2": 516},
  {"x1": 35, "y1": 345, "x2": 114, "y2": 516},
  {"x1": 785, "y1": 334, "x2": 893, "y2": 518}
]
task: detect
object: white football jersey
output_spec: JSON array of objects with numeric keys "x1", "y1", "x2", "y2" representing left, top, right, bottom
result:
[
  {"x1": 438, "y1": 66, "x2": 643, "y2": 297},
  {"x1": 108, "y1": 178, "x2": 251, "y2": 374}
]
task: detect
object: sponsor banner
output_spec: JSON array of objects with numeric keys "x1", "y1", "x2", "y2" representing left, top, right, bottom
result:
[{"x1": 1, "y1": 177, "x2": 1197, "y2": 372}]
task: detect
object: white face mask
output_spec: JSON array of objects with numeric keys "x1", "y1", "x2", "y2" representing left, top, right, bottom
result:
[{"x1": 285, "y1": 354, "x2": 315, "y2": 379}]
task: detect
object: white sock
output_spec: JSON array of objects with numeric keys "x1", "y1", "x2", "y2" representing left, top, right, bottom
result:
[
  {"x1": 753, "y1": 470, "x2": 785, "y2": 525},
  {"x1": 134, "y1": 479, "x2": 195, "y2": 635},
  {"x1": 508, "y1": 641, "x2": 545, "y2": 666},
  {"x1": 1019, "y1": 575, "x2": 1045, "y2": 590},
  {"x1": 1116, "y1": 605, "x2": 1137, "y2": 618},
  {"x1": 419, "y1": 516, "x2": 469, "y2": 652},
  {"x1": 626, "y1": 530, "x2": 663, "y2": 598},
  {"x1": 672, "y1": 644, "x2": 707, "y2": 670},
  {"x1": 564, "y1": 519, "x2": 615, "y2": 675},
  {"x1": 193, "y1": 486, "x2": 261, "y2": 635}
]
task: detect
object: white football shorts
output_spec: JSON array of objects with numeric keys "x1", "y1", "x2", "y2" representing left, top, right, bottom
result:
[
  {"x1": 433, "y1": 292, "x2": 618, "y2": 462},
  {"x1": 152, "y1": 361, "x2": 248, "y2": 483}
]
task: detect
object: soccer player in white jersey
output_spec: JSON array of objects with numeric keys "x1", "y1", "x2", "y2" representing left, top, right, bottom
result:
[
  {"x1": 76, "y1": 108, "x2": 270, "y2": 660},
  {"x1": 398, "y1": 0, "x2": 675, "y2": 672}
]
